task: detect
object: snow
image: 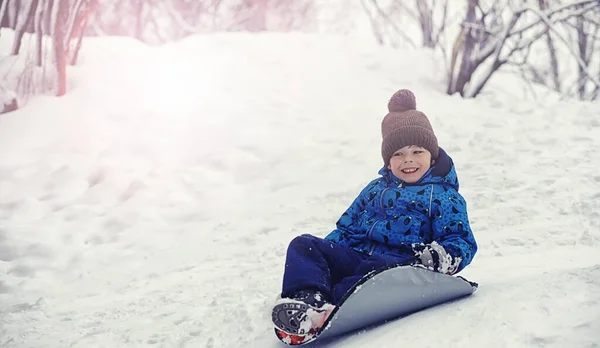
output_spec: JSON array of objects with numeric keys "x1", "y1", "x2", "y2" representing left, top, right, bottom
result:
[{"x1": 1, "y1": 31, "x2": 600, "y2": 348}]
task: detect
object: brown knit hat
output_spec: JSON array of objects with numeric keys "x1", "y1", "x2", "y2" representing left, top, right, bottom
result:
[{"x1": 381, "y1": 89, "x2": 439, "y2": 166}]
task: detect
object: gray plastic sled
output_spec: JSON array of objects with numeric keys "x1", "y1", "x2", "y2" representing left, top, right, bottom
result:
[{"x1": 275, "y1": 265, "x2": 477, "y2": 345}]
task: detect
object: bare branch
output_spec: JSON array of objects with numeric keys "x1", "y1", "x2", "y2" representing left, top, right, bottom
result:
[
  {"x1": 472, "y1": 12, "x2": 523, "y2": 69},
  {"x1": 592, "y1": 83, "x2": 599, "y2": 100},
  {"x1": 432, "y1": 0, "x2": 449, "y2": 47},
  {"x1": 164, "y1": 2, "x2": 202, "y2": 34},
  {"x1": 507, "y1": 26, "x2": 548, "y2": 55},
  {"x1": 509, "y1": 0, "x2": 600, "y2": 37},
  {"x1": 587, "y1": 23, "x2": 600, "y2": 61},
  {"x1": 520, "y1": 4, "x2": 600, "y2": 89},
  {"x1": 368, "y1": 0, "x2": 417, "y2": 48},
  {"x1": 11, "y1": 0, "x2": 39, "y2": 55},
  {"x1": 561, "y1": 18, "x2": 600, "y2": 42},
  {"x1": 361, "y1": 0, "x2": 385, "y2": 45},
  {"x1": 65, "y1": 0, "x2": 85, "y2": 42},
  {"x1": 581, "y1": 10, "x2": 600, "y2": 26},
  {"x1": 35, "y1": 0, "x2": 45, "y2": 66},
  {"x1": 460, "y1": 21, "x2": 501, "y2": 39},
  {"x1": 389, "y1": 0, "x2": 418, "y2": 19},
  {"x1": 513, "y1": 62, "x2": 540, "y2": 100}
]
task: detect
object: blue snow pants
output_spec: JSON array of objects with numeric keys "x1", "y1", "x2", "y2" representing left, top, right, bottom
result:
[{"x1": 281, "y1": 234, "x2": 415, "y2": 305}]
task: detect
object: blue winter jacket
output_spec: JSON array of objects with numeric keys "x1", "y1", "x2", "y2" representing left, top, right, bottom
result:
[{"x1": 325, "y1": 148, "x2": 477, "y2": 272}]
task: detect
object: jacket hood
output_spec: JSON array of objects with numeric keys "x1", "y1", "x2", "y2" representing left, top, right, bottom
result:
[{"x1": 378, "y1": 148, "x2": 460, "y2": 190}]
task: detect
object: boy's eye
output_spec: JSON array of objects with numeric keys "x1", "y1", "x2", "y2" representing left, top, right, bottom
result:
[{"x1": 413, "y1": 150, "x2": 423, "y2": 155}]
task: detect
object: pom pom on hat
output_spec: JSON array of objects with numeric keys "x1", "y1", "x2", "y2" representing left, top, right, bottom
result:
[{"x1": 387, "y1": 89, "x2": 416, "y2": 112}]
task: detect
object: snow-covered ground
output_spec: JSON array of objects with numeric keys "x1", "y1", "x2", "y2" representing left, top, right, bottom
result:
[{"x1": 1, "y1": 31, "x2": 599, "y2": 348}]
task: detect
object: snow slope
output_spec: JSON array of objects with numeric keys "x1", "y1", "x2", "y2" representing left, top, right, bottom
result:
[{"x1": 1, "y1": 32, "x2": 599, "y2": 348}]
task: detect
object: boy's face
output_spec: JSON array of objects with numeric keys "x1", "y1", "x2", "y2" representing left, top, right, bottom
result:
[{"x1": 387, "y1": 145, "x2": 432, "y2": 183}]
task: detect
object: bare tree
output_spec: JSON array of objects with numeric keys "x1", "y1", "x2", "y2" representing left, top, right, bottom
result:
[
  {"x1": 358, "y1": 0, "x2": 600, "y2": 100},
  {"x1": 85, "y1": 0, "x2": 315, "y2": 44},
  {"x1": 132, "y1": 0, "x2": 143, "y2": 39},
  {"x1": 417, "y1": 0, "x2": 435, "y2": 48},
  {"x1": 162, "y1": 0, "x2": 212, "y2": 40},
  {"x1": 34, "y1": 0, "x2": 46, "y2": 66},
  {"x1": 224, "y1": 0, "x2": 315, "y2": 33},
  {"x1": 50, "y1": 0, "x2": 67, "y2": 96},
  {"x1": 572, "y1": 2, "x2": 600, "y2": 99},
  {"x1": 64, "y1": 0, "x2": 98, "y2": 65},
  {"x1": 0, "y1": 0, "x2": 317, "y2": 110},
  {"x1": 537, "y1": 0, "x2": 561, "y2": 92},
  {"x1": 230, "y1": 0, "x2": 267, "y2": 32},
  {"x1": 360, "y1": 0, "x2": 417, "y2": 48},
  {"x1": 447, "y1": 0, "x2": 478, "y2": 96},
  {"x1": 266, "y1": 0, "x2": 315, "y2": 31},
  {"x1": 447, "y1": 0, "x2": 600, "y2": 98},
  {"x1": 11, "y1": 0, "x2": 39, "y2": 55},
  {"x1": 361, "y1": 0, "x2": 456, "y2": 49}
]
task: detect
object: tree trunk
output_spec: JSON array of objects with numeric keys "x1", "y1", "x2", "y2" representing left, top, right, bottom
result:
[
  {"x1": 69, "y1": 27, "x2": 83, "y2": 65},
  {"x1": 11, "y1": 0, "x2": 38, "y2": 55},
  {"x1": 7, "y1": 0, "x2": 19, "y2": 28},
  {"x1": 538, "y1": 0, "x2": 561, "y2": 92},
  {"x1": 69, "y1": 0, "x2": 98, "y2": 65},
  {"x1": 35, "y1": 0, "x2": 44, "y2": 66},
  {"x1": 576, "y1": 14, "x2": 588, "y2": 100},
  {"x1": 416, "y1": 0, "x2": 434, "y2": 48},
  {"x1": 52, "y1": 0, "x2": 67, "y2": 96},
  {"x1": 134, "y1": 0, "x2": 143, "y2": 41},
  {"x1": 452, "y1": 0, "x2": 478, "y2": 96},
  {"x1": 0, "y1": 0, "x2": 10, "y2": 34},
  {"x1": 594, "y1": 58, "x2": 600, "y2": 100}
]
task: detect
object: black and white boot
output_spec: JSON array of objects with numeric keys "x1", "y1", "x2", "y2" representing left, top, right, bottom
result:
[{"x1": 272, "y1": 290, "x2": 335, "y2": 336}]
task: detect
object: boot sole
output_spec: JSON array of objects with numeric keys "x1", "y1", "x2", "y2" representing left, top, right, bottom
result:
[{"x1": 272, "y1": 301, "x2": 311, "y2": 335}]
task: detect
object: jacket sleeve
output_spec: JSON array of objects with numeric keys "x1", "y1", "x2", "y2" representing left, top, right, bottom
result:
[
  {"x1": 430, "y1": 187, "x2": 478, "y2": 272},
  {"x1": 324, "y1": 184, "x2": 370, "y2": 243}
]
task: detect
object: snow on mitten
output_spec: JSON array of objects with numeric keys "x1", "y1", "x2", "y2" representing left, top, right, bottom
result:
[{"x1": 412, "y1": 241, "x2": 462, "y2": 274}]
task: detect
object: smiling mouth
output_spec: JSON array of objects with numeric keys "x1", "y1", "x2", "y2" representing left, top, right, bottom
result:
[{"x1": 401, "y1": 168, "x2": 418, "y2": 174}]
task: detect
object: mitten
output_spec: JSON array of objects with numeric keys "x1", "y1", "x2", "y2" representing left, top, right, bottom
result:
[{"x1": 412, "y1": 241, "x2": 462, "y2": 274}]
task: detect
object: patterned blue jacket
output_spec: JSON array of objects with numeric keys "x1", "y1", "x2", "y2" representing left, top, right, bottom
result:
[{"x1": 325, "y1": 148, "x2": 477, "y2": 272}]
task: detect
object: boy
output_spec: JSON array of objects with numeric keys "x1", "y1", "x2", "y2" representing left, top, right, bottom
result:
[{"x1": 272, "y1": 89, "x2": 477, "y2": 343}]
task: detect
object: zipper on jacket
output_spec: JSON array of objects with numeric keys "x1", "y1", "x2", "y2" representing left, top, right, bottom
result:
[
  {"x1": 428, "y1": 184, "x2": 434, "y2": 218},
  {"x1": 368, "y1": 243, "x2": 376, "y2": 255},
  {"x1": 366, "y1": 220, "x2": 379, "y2": 243}
]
